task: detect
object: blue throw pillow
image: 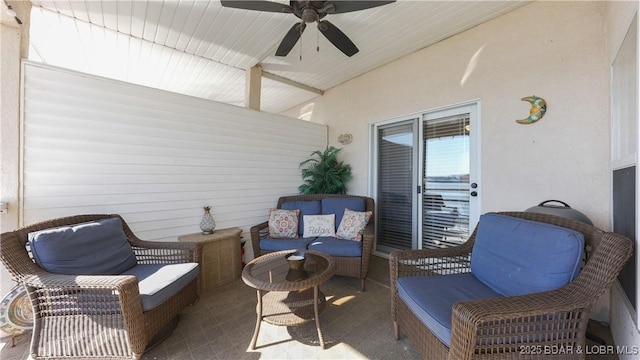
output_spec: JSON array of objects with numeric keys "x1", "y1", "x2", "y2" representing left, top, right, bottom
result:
[
  {"x1": 321, "y1": 197, "x2": 365, "y2": 229},
  {"x1": 29, "y1": 217, "x2": 138, "y2": 275},
  {"x1": 470, "y1": 214, "x2": 584, "y2": 296},
  {"x1": 281, "y1": 200, "x2": 321, "y2": 236}
]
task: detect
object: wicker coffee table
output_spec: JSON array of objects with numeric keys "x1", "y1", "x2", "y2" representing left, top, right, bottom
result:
[{"x1": 241, "y1": 250, "x2": 336, "y2": 349}]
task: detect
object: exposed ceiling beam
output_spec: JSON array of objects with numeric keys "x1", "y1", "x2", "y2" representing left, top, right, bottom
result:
[{"x1": 262, "y1": 71, "x2": 324, "y2": 96}]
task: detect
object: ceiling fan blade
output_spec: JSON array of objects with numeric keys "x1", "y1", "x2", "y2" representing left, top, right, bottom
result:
[
  {"x1": 276, "y1": 22, "x2": 307, "y2": 56},
  {"x1": 317, "y1": 20, "x2": 358, "y2": 57},
  {"x1": 325, "y1": 0, "x2": 395, "y2": 14},
  {"x1": 220, "y1": 1, "x2": 292, "y2": 13}
]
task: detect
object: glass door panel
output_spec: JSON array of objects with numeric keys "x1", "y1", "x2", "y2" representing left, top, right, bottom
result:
[
  {"x1": 422, "y1": 114, "x2": 471, "y2": 249},
  {"x1": 376, "y1": 120, "x2": 417, "y2": 252}
]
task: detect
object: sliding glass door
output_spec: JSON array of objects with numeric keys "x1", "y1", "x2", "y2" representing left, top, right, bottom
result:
[{"x1": 372, "y1": 103, "x2": 480, "y2": 254}]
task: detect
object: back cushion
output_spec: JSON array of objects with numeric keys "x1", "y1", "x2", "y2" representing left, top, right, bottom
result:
[
  {"x1": 470, "y1": 213, "x2": 584, "y2": 296},
  {"x1": 281, "y1": 200, "x2": 321, "y2": 236},
  {"x1": 321, "y1": 197, "x2": 365, "y2": 229},
  {"x1": 29, "y1": 217, "x2": 138, "y2": 275}
]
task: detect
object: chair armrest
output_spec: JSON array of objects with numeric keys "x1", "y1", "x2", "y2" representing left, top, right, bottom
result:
[
  {"x1": 23, "y1": 273, "x2": 144, "y2": 315},
  {"x1": 24, "y1": 272, "x2": 137, "y2": 287},
  {"x1": 0, "y1": 231, "x2": 44, "y2": 283},
  {"x1": 389, "y1": 242, "x2": 473, "y2": 280},
  {"x1": 449, "y1": 285, "x2": 592, "y2": 360},
  {"x1": 250, "y1": 221, "x2": 269, "y2": 258},
  {"x1": 130, "y1": 238, "x2": 202, "y2": 265},
  {"x1": 389, "y1": 243, "x2": 473, "y2": 324},
  {"x1": 359, "y1": 220, "x2": 375, "y2": 278}
]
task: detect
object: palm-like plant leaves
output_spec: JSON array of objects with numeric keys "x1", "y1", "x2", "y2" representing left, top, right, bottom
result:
[{"x1": 298, "y1": 146, "x2": 353, "y2": 194}]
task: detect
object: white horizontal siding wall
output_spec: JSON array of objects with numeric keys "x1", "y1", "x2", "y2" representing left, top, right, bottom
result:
[{"x1": 21, "y1": 62, "x2": 327, "y2": 251}]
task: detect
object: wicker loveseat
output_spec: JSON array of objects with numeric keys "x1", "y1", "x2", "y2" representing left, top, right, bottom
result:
[
  {"x1": 0, "y1": 214, "x2": 202, "y2": 360},
  {"x1": 250, "y1": 194, "x2": 374, "y2": 291},
  {"x1": 390, "y1": 211, "x2": 633, "y2": 360}
]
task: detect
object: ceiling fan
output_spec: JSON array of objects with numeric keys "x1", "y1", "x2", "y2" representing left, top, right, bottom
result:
[{"x1": 220, "y1": 1, "x2": 396, "y2": 57}]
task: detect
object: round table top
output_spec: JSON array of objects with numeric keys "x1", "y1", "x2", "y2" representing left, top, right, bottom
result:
[{"x1": 242, "y1": 250, "x2": 335, "y2": 292}]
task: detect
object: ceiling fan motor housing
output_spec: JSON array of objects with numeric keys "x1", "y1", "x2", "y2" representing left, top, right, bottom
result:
[
  {"x1": 301, "y1": 8, "x2": 319, "y2": 23},
  {"x1": 220, "y1": 0, "x2": 396, "y2": 57}
]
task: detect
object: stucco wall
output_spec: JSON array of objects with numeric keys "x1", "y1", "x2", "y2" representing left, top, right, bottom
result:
[
  {"x1": 283, "y1": 1, "x2": 611, "y2": 229},
  {"x1": 0, "y1": 23, "x2": 21, "y2": 333},
  {"x1": 0, "y1": 0, "x2": 31, "y2": 338},
  {"x1": 283, "y1": 0, "x2": 640, "y2": 350},
  {"x1": 0, "y1": 4, "x2": 30, "y2": 333}
]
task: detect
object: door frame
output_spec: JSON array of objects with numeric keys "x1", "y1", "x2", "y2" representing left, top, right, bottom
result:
[{"x1": 369, "y1": 100, "x2": 481, "y2": 258}]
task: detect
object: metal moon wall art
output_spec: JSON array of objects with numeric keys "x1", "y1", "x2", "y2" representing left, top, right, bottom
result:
[{"x1": 516, "y1": 96, "x2": 547, "y2": 125}]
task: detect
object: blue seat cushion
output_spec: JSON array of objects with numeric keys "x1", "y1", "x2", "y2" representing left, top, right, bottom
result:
[
  {"x1": 321, "y1": 198, "x2": 365, "y2": 228},
  {"x1": 396, "y1": 273, "x2": 500, "y2": 346},
  {"x1": 281, "y1": 200, "x2": 322, "y2": 236},
  {"x1": 121, "y1": 263, "x2": 199, "y2": 311},
  {"x1": 308, "y1": 237, "x2": 362, "y2": 257},
  {"x1": 28, "y1": 217, "x2": 137, "y2": 275},
  {"x1": 260, "y1": 237, "x2": 315, "y2": 252},
  {"x1": 471, "y1": 213, "x2": 584, "y2": 297}
]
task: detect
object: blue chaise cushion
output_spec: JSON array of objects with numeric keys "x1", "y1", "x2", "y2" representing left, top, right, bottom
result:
[
  {"x1": 281, "y1": 200, "x2": 322, "y2": 236},
  {"x1": 29, "y1": 217, "x2": 137, "y2": 275},
  {"x1": 396, "y1": 273, "x2": 500, "y2": 346},
  {"x1": 321, "y1": 198, "x2": 365, "y2": 229},
  {"x1": 121, "y1": 263, "x2": 199, "y2": 311},
  {"x1": 471, "y1": 213, "x2": 584, "y2": 297},
  {"x1": 308, "y1": 236, "x2": 362, "y2": 257}
]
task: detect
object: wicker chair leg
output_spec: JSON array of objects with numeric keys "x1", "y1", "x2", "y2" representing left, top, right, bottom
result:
[
  {"x1": 360, "y1": 278, "x2": 365, "y2": 292},
  {"x1": 393, "y1": 320, "x2": 399, "y2": 339}
]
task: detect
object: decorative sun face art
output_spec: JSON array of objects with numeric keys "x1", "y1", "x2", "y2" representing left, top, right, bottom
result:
[
  {"x1": 0, "y1": 285, "x2": 33, "y2": 335},
  {"x1": 516, "y1": 96, "x2": 547, "y2": 125}
]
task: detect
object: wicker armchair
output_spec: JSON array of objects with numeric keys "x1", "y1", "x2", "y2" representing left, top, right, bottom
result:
[
  {"x1": 0, "y1": 214, "x2": 202, "y2": 360},
  {"x1": 251, "y1": 194, "x2": 375, "y2": 291},
  {"x1": 390, "y1": 211, "x2": 633, "y2": 360}
]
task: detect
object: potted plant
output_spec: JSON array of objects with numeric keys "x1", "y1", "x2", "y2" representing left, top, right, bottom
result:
[{"x1": 298, "y1": 146, "x2": 353, "y2": 194}]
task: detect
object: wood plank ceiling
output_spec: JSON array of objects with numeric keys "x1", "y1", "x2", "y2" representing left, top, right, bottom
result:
[{"x1": 27, "y1": 0, "x2": 529, "y2": 114}]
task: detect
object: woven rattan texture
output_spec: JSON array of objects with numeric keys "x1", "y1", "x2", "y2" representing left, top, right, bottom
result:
[
  {"x1": 390, "y1": 211, "x2": 634, "y2": 360},
  {"x1": 0, "y1": 214, "x2": 203, "y2": 360},
  {"x1": 250, "y1": 194, "x2": 374, "y2": 291}
]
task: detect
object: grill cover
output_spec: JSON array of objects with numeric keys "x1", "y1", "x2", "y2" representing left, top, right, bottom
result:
[{"x1": 525, "y1": 200, "x2": 593, "y2": 225}]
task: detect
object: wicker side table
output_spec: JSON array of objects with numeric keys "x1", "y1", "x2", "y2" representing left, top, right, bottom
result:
[
  {"x1": 242, "y1": 250, "x2": 335, "y2": 349},
  {"x1": 179, "y1": 227, "x2": 242, "y2": 292}
]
